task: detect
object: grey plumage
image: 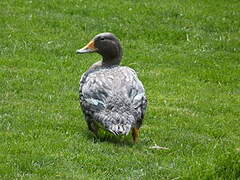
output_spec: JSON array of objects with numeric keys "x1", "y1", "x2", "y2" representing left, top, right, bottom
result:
[
  {"x1": 80, "y1": 66, "x2": 147, "y2": 135},
  {"x1": 76, "y1": 32, "x2": 147, "y2": 140}
]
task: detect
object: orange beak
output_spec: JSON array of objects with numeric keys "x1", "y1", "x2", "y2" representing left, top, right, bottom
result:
[{"x1": 76, "y1": 40, "x2": 98, "y2": 54}]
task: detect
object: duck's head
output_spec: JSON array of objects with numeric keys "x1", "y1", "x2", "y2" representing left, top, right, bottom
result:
[{"x1": 76, "y1": 32, "x2": 122, "y2": 65}]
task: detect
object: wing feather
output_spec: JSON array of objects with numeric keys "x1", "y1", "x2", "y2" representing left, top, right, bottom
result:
[{"x1": 80, "y1": 66, "x2": 147, "y2": 130}]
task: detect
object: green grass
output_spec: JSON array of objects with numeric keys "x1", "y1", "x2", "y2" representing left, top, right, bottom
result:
[{"x1": 1, "y1": 0, "x2": 240, "y2": 179}]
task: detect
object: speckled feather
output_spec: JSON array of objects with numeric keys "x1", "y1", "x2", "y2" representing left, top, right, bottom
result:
[{"x1": 80, "y1": 65, "x2": 147, "y2": 135}]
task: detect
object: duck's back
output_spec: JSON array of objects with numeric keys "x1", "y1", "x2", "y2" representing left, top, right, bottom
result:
[{"x1": 80, "y1": 66, "x2": 147, "y2": 135}]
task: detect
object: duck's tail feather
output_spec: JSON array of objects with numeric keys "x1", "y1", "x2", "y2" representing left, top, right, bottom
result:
[{"x1": 94, "y1": 111, "x2": 135, "y2": 135}]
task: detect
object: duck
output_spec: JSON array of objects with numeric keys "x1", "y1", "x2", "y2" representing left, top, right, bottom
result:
[{"x1": 76, "y1": 32, "x2": 147, "y2": 142}]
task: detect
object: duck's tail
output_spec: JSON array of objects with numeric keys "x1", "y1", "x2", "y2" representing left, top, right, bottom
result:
[
  {"x1": 93, "y1": 95, "x2": 138, "y2": 135},
  {"x1": 94, "y1": 111, "x2": 135, "y2": 135}
]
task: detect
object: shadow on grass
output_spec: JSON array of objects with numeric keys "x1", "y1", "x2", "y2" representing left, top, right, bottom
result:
[
  {"x1": 212, "y1": 149, "x2": 240, "y2": 179},
  {"x1": 84, "y1": 130, "x2": 137, "y2": 147}
]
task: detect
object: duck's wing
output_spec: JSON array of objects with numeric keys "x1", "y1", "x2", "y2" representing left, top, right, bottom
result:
[
  {"x1": 79, "y1": 66, "x2": 147, "y2": 134},
  {"x1": 124, "y1": 67, "x2": 147, "y2": 128},
  {"x1": 79, "y1": 68, "x2": 108, "y2": 113}
]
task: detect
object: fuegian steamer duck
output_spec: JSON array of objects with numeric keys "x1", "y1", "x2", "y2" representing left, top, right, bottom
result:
[{"x1": 76, "y1": 33, "x2": 147, "y2": 142}]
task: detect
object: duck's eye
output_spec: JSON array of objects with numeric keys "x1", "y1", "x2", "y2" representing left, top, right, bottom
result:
[{"x1": 100, "y1": 37, "x2": 105, "y2": 41}]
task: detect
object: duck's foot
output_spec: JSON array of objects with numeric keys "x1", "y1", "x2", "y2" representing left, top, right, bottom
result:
[{"x1": 132, "y1": 128, "x2": 139, "y2": 143}]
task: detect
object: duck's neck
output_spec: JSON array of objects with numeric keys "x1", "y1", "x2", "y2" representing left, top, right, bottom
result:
[
  {"x1": 102, "y1": 57, "x2": 121, "y2": 66},
  {"x1": 89, "y1": 58, "x2": 120, "y2": 70},
  {"x1": 100, "y1": 42, "x2": 123, "y2": 66}
]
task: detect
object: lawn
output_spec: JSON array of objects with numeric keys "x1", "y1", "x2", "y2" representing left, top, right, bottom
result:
[{"x1": 0, "y1": 0, "x2": 240, "y2": 179}]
